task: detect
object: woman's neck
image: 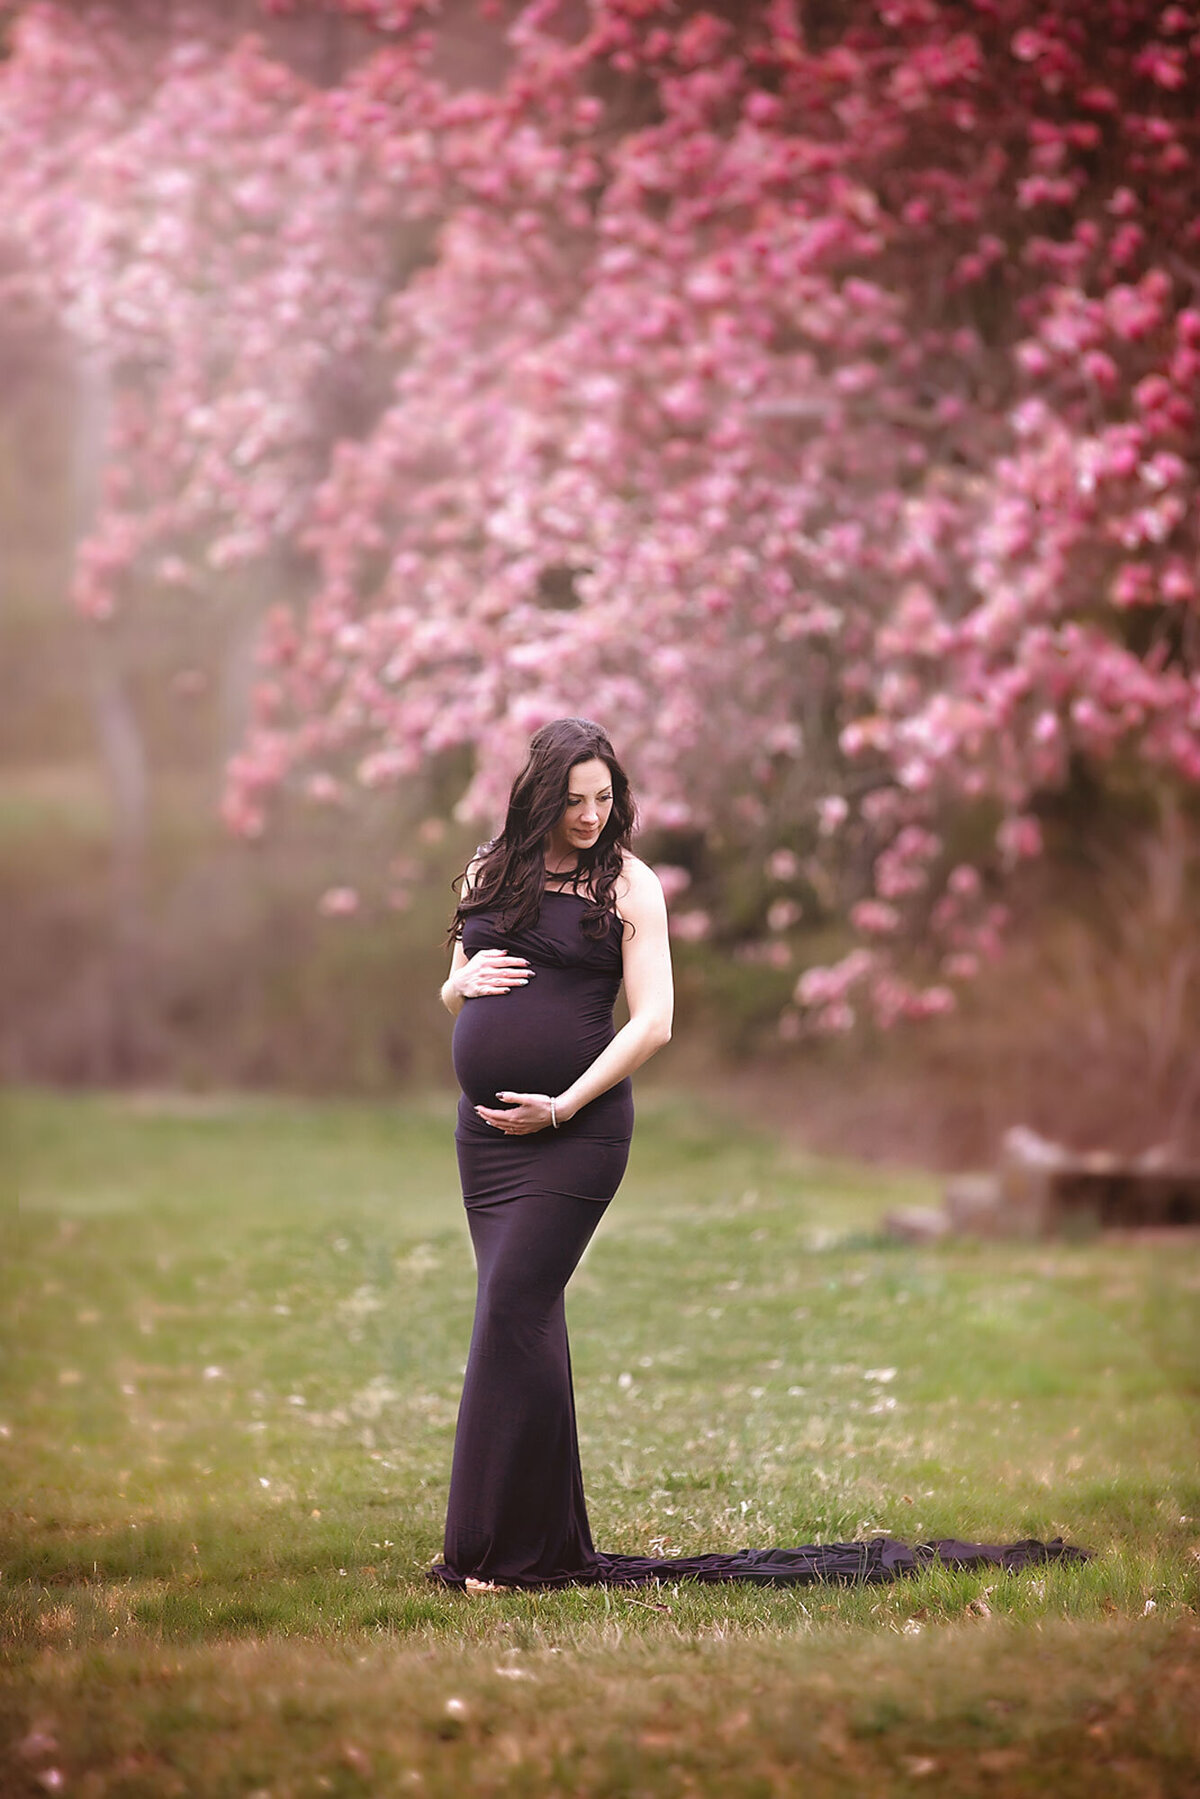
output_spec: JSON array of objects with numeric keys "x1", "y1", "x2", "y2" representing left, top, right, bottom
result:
[{"x1": 543, "y1": 844, "x2": 580, "y2": 876}]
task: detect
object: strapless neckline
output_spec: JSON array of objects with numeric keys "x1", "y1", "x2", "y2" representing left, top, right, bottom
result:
[{"x1": 543, "y1": 885, "x2": 623, "y2": 924}]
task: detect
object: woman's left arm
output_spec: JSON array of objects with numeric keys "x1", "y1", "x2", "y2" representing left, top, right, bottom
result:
[{"x1": 478, "y1": 858, "x2": 673, "y2": 1133}]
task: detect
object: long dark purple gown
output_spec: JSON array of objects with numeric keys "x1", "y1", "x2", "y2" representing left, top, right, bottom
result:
[{"x1": 428, "y1": 884, "x2": 1088, "y2": 1590}]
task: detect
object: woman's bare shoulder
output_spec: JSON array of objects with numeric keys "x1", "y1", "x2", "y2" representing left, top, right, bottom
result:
[{"x1": 615, "y1": 853, "x2": 664, "y2": 904}]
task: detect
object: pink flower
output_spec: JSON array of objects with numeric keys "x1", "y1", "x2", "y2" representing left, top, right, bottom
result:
[
  {"x1": 318, "y1": 887, "x2": 360, "y2": 917},
  {"x1": 1133, "y1": 45, "x2": 1186, "y2": 89},
  {"x1": 996, "y1": 815, "x2": 1042, "y2": 861},
  {"x1": 653, "y1": 864, "x2": 693, "y2": 902},
  {"x1": 670, "y1": 910, "x2": 711, "y2": 943},
  {"x1": 910, "y1": 984, "x2": 956, "y2": 1018},
  {"x1": 818, "y1": 1002, "x2": 856, "y2": 1033},
  {"x1": 947, "y1": 864, "x2": 981, "y2": 897},
  {"x1": 767, "y1": 898, "x2": 803, "y2": 932},
  {"x1": 1160, "y1": 561, "x2": 1195, "y2": 602},
  {"x1": 1134, "y1": 374, "x2": 1172, "y2": 416},
  {"x1": 1105, "y1": 284, "x2": 1164, "y2": 342},
  {"x1": 816, "y1": 796, "x2": 849, "y2": 835},
  {"x1": 850, "y1": 899, "x2": 900, "y2": 935},
  {"x1": 1081, "y1": 350, "x2": 1118, "y2": 392},
  {"x1": 305, "y1": 773, "x2": 343, "y2": 805},
  {"x1": 1113, "y1": 564, "x2": 1155, "y2": 608}
]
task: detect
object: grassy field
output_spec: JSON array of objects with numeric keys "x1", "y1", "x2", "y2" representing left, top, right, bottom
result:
[{"x1": 2, "y1": 1087, "x2": 1198, "y2": 1797}]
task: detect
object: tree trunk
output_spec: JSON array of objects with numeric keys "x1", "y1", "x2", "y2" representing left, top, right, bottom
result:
[{"x1": 72, "y1": 343, "x2": 153, "y2": 1075}]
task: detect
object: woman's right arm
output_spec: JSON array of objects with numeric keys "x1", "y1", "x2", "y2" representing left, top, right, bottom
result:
[
  {"x1": 441, "y1": 872, "x2": 531, "y2": 1016},
  {"x1": 442, "y1": 943, "x2": 533, "y2": 1017},
  {"x1": 440, "y1": 940, "x2": 472, "y2": 1018}
]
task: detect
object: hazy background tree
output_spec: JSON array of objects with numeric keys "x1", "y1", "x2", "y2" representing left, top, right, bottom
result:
[{"x1": 3, "y1": 0, "x2": 1198, "y2": 1157}]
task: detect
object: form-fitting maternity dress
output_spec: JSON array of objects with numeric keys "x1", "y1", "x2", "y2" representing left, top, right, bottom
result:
[{"x1": 428, "y1": 881, "x2": 1088, "y2": 1590}]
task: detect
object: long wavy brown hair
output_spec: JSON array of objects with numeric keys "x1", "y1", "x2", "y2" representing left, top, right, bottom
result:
[{"x1": 450, "y1": 718, "x2": 637, "y2": 942}]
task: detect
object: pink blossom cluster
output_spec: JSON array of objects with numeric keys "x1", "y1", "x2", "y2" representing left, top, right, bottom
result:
[{"x1": 4, "y1": 0, "x2": 1200, "y2": 1025}]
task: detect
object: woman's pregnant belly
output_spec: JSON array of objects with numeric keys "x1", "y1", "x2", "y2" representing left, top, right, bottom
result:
[{"x1": 452, "y1": 968, "x2": 616, "y2": 1108}]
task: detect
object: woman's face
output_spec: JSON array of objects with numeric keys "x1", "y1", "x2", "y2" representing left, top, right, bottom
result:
[{"x1": 549, "y1": 757, "x2": 613, "y2": 857}]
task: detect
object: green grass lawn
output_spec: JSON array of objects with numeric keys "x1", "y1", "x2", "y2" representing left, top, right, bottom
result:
[{"x1": 2, "y1": 1087, "x2": 1197, "y2": 1797}]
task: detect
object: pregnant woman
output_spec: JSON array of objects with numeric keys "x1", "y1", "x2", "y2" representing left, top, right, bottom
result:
[
  {"x1": 428, "y1": 717, "x2": 1087, "y2": 1590},
  {"x1": 432, "y1": 716, "x2": 671, "y2": 1587}
]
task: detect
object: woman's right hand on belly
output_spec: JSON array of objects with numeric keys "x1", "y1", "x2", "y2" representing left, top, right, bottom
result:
[{"x1": 451, "y1": 949, "x2": 534, "y2": 1000}]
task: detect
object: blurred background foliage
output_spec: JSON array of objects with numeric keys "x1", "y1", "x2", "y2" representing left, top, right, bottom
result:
[
  {"x1": 2, "y1": 3, "x2": 1199, "y2": 1166},
  {"x1": 5, "y1": 316, "x2": 1198, "y2": 1165}
]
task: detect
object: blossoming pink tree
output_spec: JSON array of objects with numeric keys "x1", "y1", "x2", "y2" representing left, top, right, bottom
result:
[{"x1": 4, "y1": 0, "x2": 1198, "y2": 1030}]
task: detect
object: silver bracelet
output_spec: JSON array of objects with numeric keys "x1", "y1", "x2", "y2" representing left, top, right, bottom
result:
[{"x1": 549, "y1": 1096, "x2": 559, "y2": 1129}]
